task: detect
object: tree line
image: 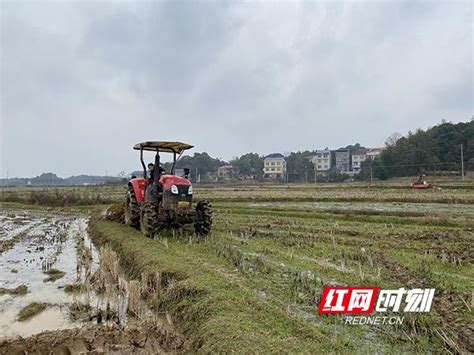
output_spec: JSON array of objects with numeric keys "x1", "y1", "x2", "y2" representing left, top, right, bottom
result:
[{"x1": 360, "y1": 120, "x2": 474, "y2": 180}]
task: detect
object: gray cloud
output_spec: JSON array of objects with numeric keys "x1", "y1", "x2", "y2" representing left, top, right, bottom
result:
[{"x1": 1, "y1": 0, "x2": 472, "y2": 177}]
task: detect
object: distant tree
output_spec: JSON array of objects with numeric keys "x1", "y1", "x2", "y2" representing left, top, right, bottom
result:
[
  {"x1": 230, "y1": 153, "x2": 264, "y2": 177},
  {"x1": 32, "y1": 173, "x2": 63, "y2": 186},
  {"x1": 373, "y1": 120, "x2": 473, "y2": 179},
  {"x1": 385, "y1": 132, "x2": 402, "y2": 147},
  {"x1": 345, "y1": 143, "x2": 365, "y2": 150},
  {"x1": 172, "y1": 152, "x2": 226, "y2": 180},
  {"x1": 286, "y1": 151, "x2": 315, "y2": 182},
  {"x1": 358, "y1": 158, "x2": 388, "y2": 181},
  {"x1": 326, "y1": 170, "x2": 349, "y2": 182}
]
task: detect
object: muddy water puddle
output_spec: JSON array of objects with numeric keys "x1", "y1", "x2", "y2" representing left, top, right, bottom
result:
[{"x1": 0, "y1": 210, "x2": 148, "y2": 338}]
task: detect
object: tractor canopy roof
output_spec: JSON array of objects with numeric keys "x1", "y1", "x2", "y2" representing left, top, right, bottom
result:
[{"x1": 133, "y1": 141, "x2": 194, "y2": 154}]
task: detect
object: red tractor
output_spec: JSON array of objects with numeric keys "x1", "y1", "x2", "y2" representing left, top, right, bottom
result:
[
  {"x1": 124, "y1": 141, "x2": 212, "y2": 238},
  {"x1": 411, "y1": 174, "x2": 433, "y2": 189}
]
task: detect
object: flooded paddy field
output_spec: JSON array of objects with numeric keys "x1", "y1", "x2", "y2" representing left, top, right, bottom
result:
[
  {"x1": 0, "y1": 209, "x2": 187, "y2": 353},
  {"x1": 0, "y1": 211, "x2": 97, "y2": 336}
]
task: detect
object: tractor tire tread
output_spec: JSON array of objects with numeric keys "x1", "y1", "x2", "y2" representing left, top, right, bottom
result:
[
  {"x1": 194, "y1": 200, "x2": 213, "y2": 236},
  {"x1": 141, "y1": 202, "x2": 159, "y2": 238},
  {"x1": 124, "y1": 187, "x2": 140, "y2": 229}
]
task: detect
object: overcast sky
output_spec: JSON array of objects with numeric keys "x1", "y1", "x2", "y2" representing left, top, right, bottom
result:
[{"x1": 1, "y1": 0, "x2": 472, "y2": 177}]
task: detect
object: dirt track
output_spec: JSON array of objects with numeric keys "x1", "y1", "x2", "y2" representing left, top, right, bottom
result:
[{"x1": 0, "y1": 323, "x2": 187, "y2": 354}]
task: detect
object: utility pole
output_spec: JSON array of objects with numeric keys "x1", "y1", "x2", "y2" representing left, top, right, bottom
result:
[
  {"x1": 370, "y1": 167, "x2": 373, "y2": 183},
  {"x1": 461, "y1": 144, "x2": 465, "y2": 180}
]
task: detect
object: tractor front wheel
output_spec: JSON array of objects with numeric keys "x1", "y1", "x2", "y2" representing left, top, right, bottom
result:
[
  {"x1": 124, "y1": 187, "x2": 140, "y2": 229},
  {"x1": 194, "y1": 200, "x2": 212, "y2": 236},
  {"x1": 140, "y1": 202, "x2": 158, "y2": 238}
]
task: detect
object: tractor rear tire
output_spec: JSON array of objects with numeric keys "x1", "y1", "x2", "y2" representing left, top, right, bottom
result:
[
  {"x1": 140, "y1": 202, "x2": 158, "y2": 238},
  {"x1": 124, "y1": 187, "x2": 140, "y2": 229},
  {"x1": 194, "y1": 200, "x2": 212, "y2": 236}
]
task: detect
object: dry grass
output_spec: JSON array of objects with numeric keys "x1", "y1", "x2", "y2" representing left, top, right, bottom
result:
[{"x1": 127, "y1": 280, "x2": 143, "y2": 318}]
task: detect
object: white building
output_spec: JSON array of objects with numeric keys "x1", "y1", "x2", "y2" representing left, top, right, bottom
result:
[
  {"x1": 263, "y1": 155, "x2": 286, "y2": 179},
  {"x1": 351, "y1": 148, "x2": 368, "y2": 173},
  {"x1": 310, "y1": 148, "x2": 331, "y2": 172},
  {"x1": 366, "y1": 148, "x2": 385, "y2": 160},
  {"x1": 217, "y1": 165, "x2": 236, "y2": 180}
]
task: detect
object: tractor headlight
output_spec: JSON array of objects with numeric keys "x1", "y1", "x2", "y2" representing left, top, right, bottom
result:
[
  {"x1": 188, "y1": 185, "x2": 193, "y2": 195},
  {"x1": 171, "y1": 184, "x2": 179, "y2": 194}
]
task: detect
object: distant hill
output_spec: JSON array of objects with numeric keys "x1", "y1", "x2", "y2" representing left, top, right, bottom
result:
[{"x1": 0, "y1": 172, "x2": 124, "y2": 187}]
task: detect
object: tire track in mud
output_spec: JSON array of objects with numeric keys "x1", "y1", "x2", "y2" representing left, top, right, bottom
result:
[{"x1": 0, "y1": 323, "x2": 186, "y2": 354}]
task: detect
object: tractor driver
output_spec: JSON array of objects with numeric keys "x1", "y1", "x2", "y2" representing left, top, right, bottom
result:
[
  {"x1": 148, "y1": 163, "x2": 166, "y2": 182},
  {"x1": 147, "y1": 163, "x2": 155, "y2": 182},
  {"x1": 416, "y1": 174, "x2": 426, "y2": 185}
]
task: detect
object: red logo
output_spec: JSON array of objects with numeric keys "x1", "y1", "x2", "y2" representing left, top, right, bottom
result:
[{"x1": 318, "y1": 287, "x2": 380, "y2": 314}]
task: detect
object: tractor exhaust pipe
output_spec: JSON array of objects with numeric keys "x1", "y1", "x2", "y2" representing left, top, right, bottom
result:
[{"x1": 154, "y1": 149, "x2": 161, "y2": 183}]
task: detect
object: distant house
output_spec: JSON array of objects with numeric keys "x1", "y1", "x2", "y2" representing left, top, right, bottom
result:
[
  {"x1": 263, "y1": 154, "x2": 287, "y2": 179},
  {"x1": 206, "y1": 171, "x2": 217, "y2": 182},
  {"x1": 310, "y1": 148, "x2": 331, "y2": 172},
  {"x1": 351, "y1": 148, "x2": 368, "y2": 173},
  {"x1": 366, "y1": 148, "x2": 385, "y2": 160},
  {"x1": 335, "y1": 148, "x2": 351, "y2": 173},
  {"x1": 217, "y1": 165, "x2": 236, "y2": 180}
]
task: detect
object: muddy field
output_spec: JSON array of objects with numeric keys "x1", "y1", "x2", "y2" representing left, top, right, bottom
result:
[
  {"x1": 0, "y1": 210, "x2": 187, "y2": 354},
  {"x1": 1, "y1": 182, "x2": 473, "y2": 353}
]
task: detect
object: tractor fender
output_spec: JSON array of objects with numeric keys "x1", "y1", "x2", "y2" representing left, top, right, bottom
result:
[{"x1": 129, "y1": 178, "x2": 148, "y2": 204}]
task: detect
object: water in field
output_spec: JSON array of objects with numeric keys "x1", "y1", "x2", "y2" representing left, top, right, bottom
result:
[
  {"x1": 0, "y1": 211, "x2": 98, "y2": 337},
  {"x1": 0, "y1": 209, "x2": 157, "y2": 339}
]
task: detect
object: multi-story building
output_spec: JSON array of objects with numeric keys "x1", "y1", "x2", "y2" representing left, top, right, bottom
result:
[
  {"x1": 310, "y1": 148, "x2": 331, "y2": 172},
  {"x1": 217, "y1": 165, "x2": 236, "y2": 180},
  {"x1": 335, "y1": 148, "x2": 351, "y2": 173},
  {"x1": 351, "y1": 148, "x2": 367, "y2": 173},
  {"x1": 263, "y1": 154, "x2": 287, "y2": 179},
  {"x1": 366, "y1": 148, "x2": 385, "y2": 160}
]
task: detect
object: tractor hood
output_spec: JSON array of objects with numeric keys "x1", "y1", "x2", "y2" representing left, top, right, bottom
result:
[{"x1": 160, "y1": 174, "x2": 191, "y2": 190}]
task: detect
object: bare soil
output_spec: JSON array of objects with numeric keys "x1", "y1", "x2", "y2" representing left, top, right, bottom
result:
[{"x1": 0, "y1": 322, "x2": 188, "y2": 354}]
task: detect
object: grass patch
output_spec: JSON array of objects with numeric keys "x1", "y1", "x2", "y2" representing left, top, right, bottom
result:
[
  {"x1": 0, "y1": 284, "x2": 28, "y2": 295},
  {"x1": 18, "y1": 302, "x2": 47, "y2": 321},
  {"x1": 43, "y1": 268, "x2": 66, "y2": 282},
  {"x1": 69, "y1": 301, "x2": 93, "y2": 321},
  {"x1": 0, "y1": 229, "x2": 30, "y2": 254},
  {"x1": 63, "y1": 283, "x2": 84, "y2": 293}
]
